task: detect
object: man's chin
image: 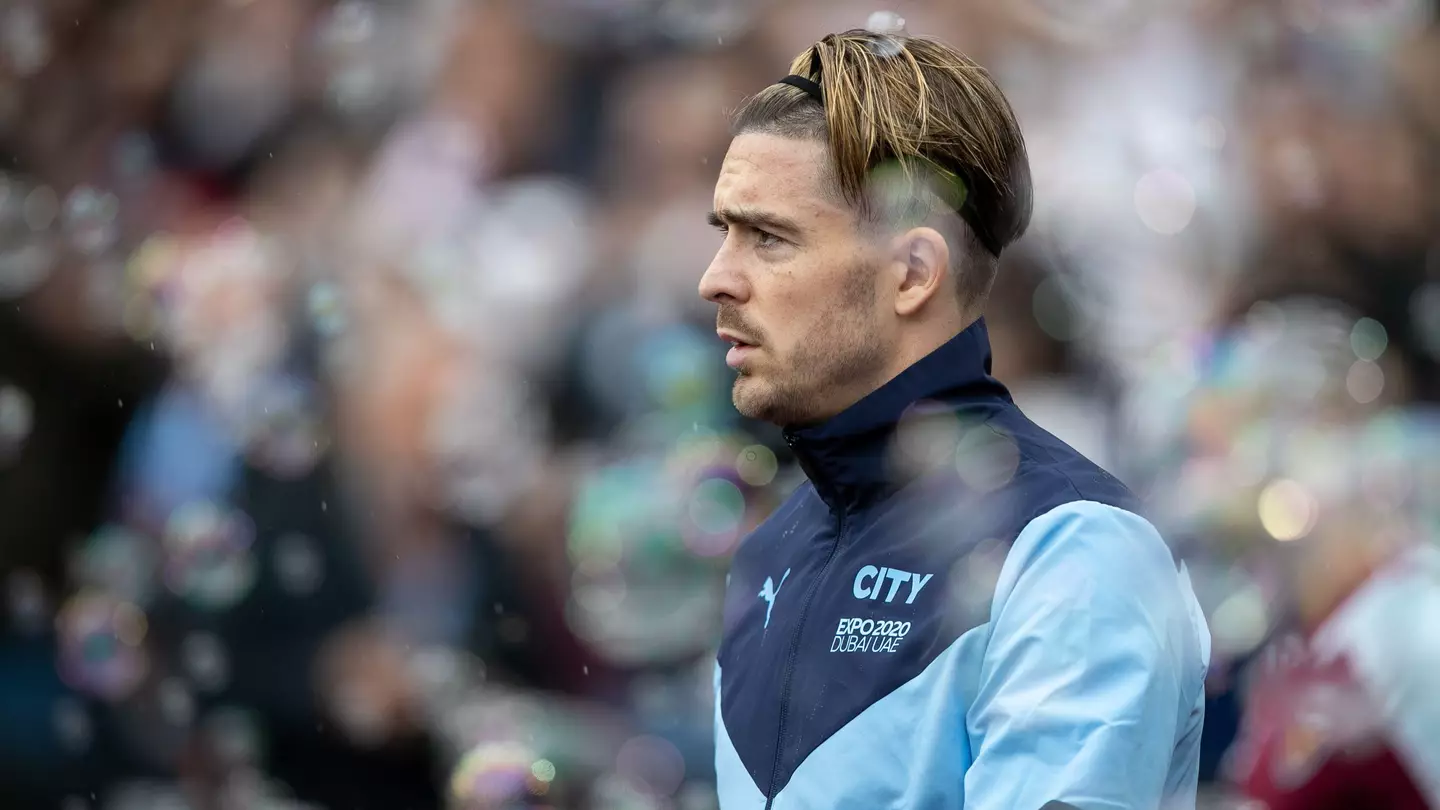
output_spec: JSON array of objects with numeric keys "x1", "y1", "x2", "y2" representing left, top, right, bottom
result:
[
  {"x1": 732, "y1": 376, "x2": 796, "y2": 425},
  {"x1": 731, "y1": 376, "x2": 771, "y2": 422}
]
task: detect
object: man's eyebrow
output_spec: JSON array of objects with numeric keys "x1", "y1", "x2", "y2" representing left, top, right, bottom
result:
[{"x1": 706, "y1": 207, "x2": 806, "y2": 237}]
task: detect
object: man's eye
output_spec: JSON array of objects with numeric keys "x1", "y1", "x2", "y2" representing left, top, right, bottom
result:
[{"x1": 755, "y1": 230, "x2": 781, "y2": 248}]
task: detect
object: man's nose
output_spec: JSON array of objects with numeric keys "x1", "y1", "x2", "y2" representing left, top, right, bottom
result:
[{"x1": 698, "y1": 250, "x2": 749, "y2": 305}]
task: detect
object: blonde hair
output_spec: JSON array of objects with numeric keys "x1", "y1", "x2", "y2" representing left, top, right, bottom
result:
[{"x1": 732, "y1": 30, "x2": 1033, "y2": 302}]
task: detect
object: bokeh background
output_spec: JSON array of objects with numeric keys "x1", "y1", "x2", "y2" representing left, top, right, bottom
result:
[{"x1": 2, "y1": 0, "x2": 1440, "y2": 808}]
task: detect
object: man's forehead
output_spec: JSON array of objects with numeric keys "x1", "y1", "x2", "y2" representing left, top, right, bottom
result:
[{"x1": 714, "y1": 133, "x2": 841, "y2": 213}]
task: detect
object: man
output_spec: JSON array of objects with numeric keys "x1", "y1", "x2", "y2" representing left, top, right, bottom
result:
[{"x1": 701, "y1": 28, "x2": 1210, "y2": 810}]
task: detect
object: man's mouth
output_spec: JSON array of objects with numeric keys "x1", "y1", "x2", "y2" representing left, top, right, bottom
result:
[{"x1": 718, "y1": 330, "x2": 759, "y2": 369}]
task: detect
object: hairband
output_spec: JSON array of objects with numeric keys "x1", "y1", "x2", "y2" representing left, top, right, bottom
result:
[
  {"x1": 777, "y1": 46, "x2": 825, "y2": 105},
  {"x1": 777, "y1": 74, "x2": 823, "y2": 105}
]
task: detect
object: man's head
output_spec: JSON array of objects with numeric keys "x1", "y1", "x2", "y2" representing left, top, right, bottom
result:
[{"x1": 699, "y1": 29, "x2": 1032, "y2": 426}]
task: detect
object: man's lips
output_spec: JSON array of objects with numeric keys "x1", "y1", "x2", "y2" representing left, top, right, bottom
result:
[
  {"x1": 717, "y1": 329, "x2": 759, "y2": 369},
  {"x1": 717, "y1": 328, "x2": 757, "y2": 346}
]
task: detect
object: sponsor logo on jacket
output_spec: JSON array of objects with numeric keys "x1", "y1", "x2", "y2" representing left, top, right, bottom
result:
[{"x1": 830, "y1": 565, "x2": 934, "y2": 654}]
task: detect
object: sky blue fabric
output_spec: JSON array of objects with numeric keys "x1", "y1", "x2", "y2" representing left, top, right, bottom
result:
[
  {"x1": 716, "y1": 501, "x2": 1209, "y2": 810},
  {"x1": 962, "y1": 500, "x2": 1209, "y2": 810}
]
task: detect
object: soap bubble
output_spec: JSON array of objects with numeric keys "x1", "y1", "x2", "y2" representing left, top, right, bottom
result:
[
  {"x1": 866, "y1": 10, "x2": 908, "y2": 36},
  {"x1": 181, "y1": 632, "x2": 230, "y2": 693},
  {"x1": 56, "y1": 593, "x2": 150, "y2": 701},
  {"x1": 5, "y1": 568, "x2": 47, "y2": 634},
  {"x1": 62, "y1": 186, "x2": 121, "y2": 256},
  {"x1": 687, "y1": 477, "x2": 746, "y2": 539},
  {"x1": 240, "y1": 373, "x2": 329, "y2": 479},
  {"x1": 566, "y1": 456, "x2": 729, "y2": 665},
  {"x1": 955, "y1": 425, "x2": 1021, "y2": 493},
  {"x1": 1258, "y1": 479, "x2": 1318, "y2": 542},
  {"x1": 157, "y1": 677, "x2": 195, "y2": 726},
  {"x1": 1135, "y1": 169, "x2": 1197, "y2": 235},
  {"x1": 273, "y1": 532, "x2": 325, "y2": 596},
  {"x1": 203, "y1": 706, "x2": 265, "y2": 767},
  {"x1": 0, "y1": 383, "x2": 33, "y2": 465},
  {"x1": 71, "y1": 525, "x2": 160, "y2": 606},
  {"x1": 864, "y1": 12, "x2": 906, "y2": 57},
  {"x1": 892, "y1": 404, "x2": 963, "y2": 479},
  {"x1": 615, "y1": 734, "x2": 686, "y2": 797},
  {"x1": 1, "y1": 4, "x2": 50, "y2": 76},
  {"x1": 449, "y1": 740, "x2": 548, "y2": 807},
  {"x1": 53, "y1": 697, "x2": 93, "y2": 754},
  {"x1": 319, "y1": 0, "x2": 378, "y2": 48},
  {"x1": 735, "y1": 445, "x2": 778, "y2": 487},
  {"x1": 23, "y1": 184, "x2": 58, "y2": 230},
  {"x1": 162, "y1": 501, "x2": 259, "y2": 611},
  {"x1": 0, "y1": 175, "x2": 56, "y2": 299},
  {"x1": 307, "y1": 280, "x2": 348, "y2": 337}
]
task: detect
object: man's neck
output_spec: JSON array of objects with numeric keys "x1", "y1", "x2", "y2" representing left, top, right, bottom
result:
[
  {"x1": 808, "y1": 313, "x2": 979, "y2": 425},
  {"x1": 885, "y1": 312, "x2": 979, "y2": 387}
]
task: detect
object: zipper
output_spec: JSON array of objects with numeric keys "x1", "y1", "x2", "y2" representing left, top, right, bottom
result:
[{"x1": 763, "y1": 508, "x2": 846, "y2": 809}]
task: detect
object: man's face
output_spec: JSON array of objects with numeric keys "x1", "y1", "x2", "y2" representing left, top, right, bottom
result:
[{"x1": 700, "y1": 133, "x2": 893, "y2": 426}]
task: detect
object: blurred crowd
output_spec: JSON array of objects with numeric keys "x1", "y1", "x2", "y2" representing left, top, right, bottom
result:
[{"x1": 1, "y1": 0, "x2": 1439, "y2": 808}]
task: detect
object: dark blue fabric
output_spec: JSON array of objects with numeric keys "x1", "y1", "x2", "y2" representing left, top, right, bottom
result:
[{"x1": 716, "y1": 318, "x2": 1141, "y2": 801}]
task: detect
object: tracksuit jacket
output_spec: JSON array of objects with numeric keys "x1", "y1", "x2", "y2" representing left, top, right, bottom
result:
[{"x1": 714, "y1": 319, "x2": 1211, "y2": 810}]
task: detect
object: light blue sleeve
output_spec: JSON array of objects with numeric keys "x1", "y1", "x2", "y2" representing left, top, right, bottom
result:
[{"x1": 963, "y1": 500, "x2": 1208, "y2": 810}]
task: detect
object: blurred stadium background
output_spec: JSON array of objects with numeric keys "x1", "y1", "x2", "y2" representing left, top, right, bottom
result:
[{"x1": 1, "y1": 0, "x2": 1439, "y2": 808}]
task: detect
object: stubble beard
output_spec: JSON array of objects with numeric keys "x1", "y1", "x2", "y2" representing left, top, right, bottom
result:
[{"x1": 731, "y1": 260, "x2": 886, "y2": 426}]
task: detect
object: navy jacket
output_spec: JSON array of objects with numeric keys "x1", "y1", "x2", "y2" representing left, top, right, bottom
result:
[{"x1": 714, "y1": 320, "x2": 1210, "y2": 810}]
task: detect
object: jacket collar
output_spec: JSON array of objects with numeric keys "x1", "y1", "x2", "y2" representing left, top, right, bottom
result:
[{"x1": 781, "y1": 318, "x2": 1012, "y2": 514}]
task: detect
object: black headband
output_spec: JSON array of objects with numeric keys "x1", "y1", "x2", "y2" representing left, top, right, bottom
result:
[{"x1": 777, "y1": 74, "x2": 823, "y2": 105}]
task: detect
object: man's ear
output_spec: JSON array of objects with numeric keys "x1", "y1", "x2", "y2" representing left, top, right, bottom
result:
[{"x1": 891, "y1": 226, "x2": 951, "y2": 317}]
